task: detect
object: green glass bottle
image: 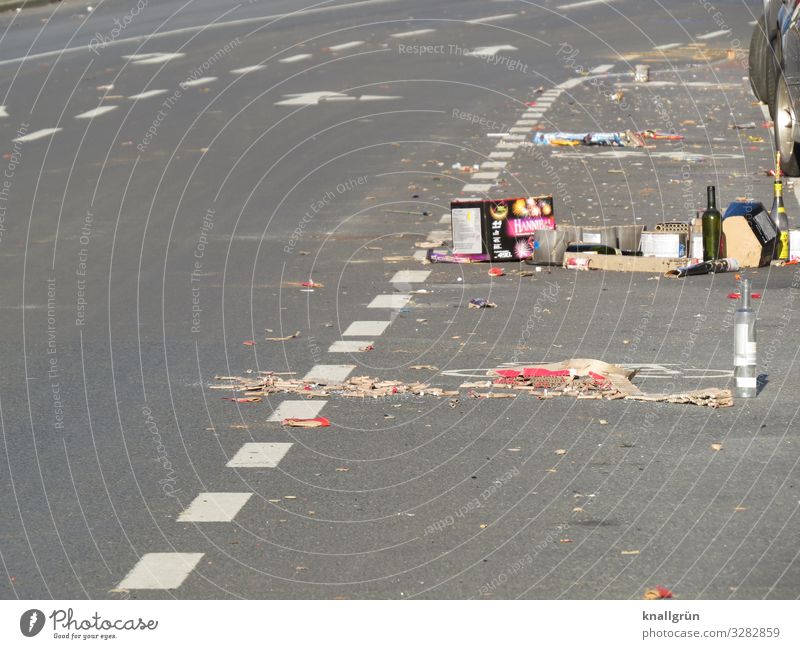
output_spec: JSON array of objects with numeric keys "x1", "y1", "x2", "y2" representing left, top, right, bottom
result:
[{"x1": 702, "y1": 185, "x2": 721, "y2": 261}]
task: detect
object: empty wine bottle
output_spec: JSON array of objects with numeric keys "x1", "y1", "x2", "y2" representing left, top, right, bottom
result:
[
  {"x1": 702, "y1": 185, "x2": 722, "y2": 261},
  {"x1": 734, "y1": 278, "x2": 757, "y2": 398},
  {"x1": 771, "y1": 152, "x2": 790, "y2": 261}
]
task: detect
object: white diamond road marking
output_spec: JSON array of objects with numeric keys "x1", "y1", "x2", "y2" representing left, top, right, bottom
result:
[
  {"x1": 304, "y1": 364, "x2": 356, "y2": 383},
  {"x1": 75, "y1": 106, "x2": 117, "y2": 119},
  {"x1": 391, "y1": 270, "x2": 431, "y2": 283},
  {"x1": 328, "y1": 340, "x2": 373, "y2": 352},
  {"x1": 268, "y1": 400, "x2": 327, "y2": 422},
  {"x1": 467, "y1": 13, "x2": 516, "y2": 24},
  {"x1": 367, "y1": 294, "x2": 411, "y2": 309},
  {"x1": 181, "y1": 76, "x2": 217, "y2": 88},
  {"x1": 462, "y1": 183, "x2": 493, "y2": 193},
  {"x1": 467, "y1": 45, "x2": 517, "y2": 58},
  {"x1": 177, "y1": 493, "x2": 252, "y2": 522},
  {"x1": 343, "y1": 321, "x2": 391, "y2": 336},
  {"x1": 226, "y1": 442, "x2": 293, "y2": 468},
  {"x1": 279, "y1": 53, "x2": 312, "y2": 63},
  {"x1": 117, "y1": 553, "x2": 203, "y2": 590},
  {"x1": 128, "y1": 89, "x2": 168, "y2": 100},
  {"x1": 328, "y1": 40, "x2": 365, "y2": 52},
  {"x1": 654, "y1": 42, "x2": 683, "y2": 50},
  {"x1": 590, "y1": 64, "x2": 614, "y2": 74},
  {"x1": 698, "y1": 29, "x2": 731, "y2": 40},
  {"x1": 0, "y1": 106, "x2": 8, "y2": 118},
  {"x1": 231, "y1": 64, "x2": 266, "y2": 74},
  {"x1": 13, "y1": 128, "x2": 62, "y2": 143},
  {"x1": 481, "y1": 161, "x2": 507, "y2": 169},
  {"x1": 126, "y1": 52, "x2": 185, "y2": 65},
  {"x1": 391, "y1": 29, "x2": 436, "y2": 38},
  {"x1": 472, "y1": 171, "x2": 499, "y2": 180}
]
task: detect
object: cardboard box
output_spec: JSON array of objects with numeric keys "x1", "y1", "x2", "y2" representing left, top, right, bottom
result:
[
  {"x1": 451, "y1": 196, "x2": 555, "y2": 261},
  {"x1": 722, "y1": 211, "x2": 777, "y2": 268},
  {"x1": 790, "y1": 229, "x2": 800, "y2": 261},
  {"x1": 640, "y1": 231, "x2": 687, "y2": 258},
  {"x1": 564, "y1": 252, "x2": 691, "y2": 273}
]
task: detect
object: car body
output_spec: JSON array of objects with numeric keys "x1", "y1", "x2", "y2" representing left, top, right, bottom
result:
[{"x1": 750, "y1": 0, "x2": 800, "y2": 174}]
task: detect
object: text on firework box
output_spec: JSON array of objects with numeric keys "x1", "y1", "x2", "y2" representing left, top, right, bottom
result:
[{"x1": 450, "y1": 196, "x2": 555, "y2": 261}]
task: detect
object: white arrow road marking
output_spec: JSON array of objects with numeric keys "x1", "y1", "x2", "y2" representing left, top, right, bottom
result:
[
  {"x1": 279, "y1": 53, "x2": 312, "y2": 63},
  {"x1": 13, "y1": 128, "x2": 62, "y2": 142},
  {"x1": 117, "y1": 553, "x2": 203, "y2": 590},
  {"x1": 180, "y1": 76, "x2": 217, "y2": 88},
  {"x1": 328, "y1": 40, "x2": 365, "y2": 52},
  {"x1": 467, "y1": 14, "x2": 517, "y2": 24},
  {"x1": 124, "y1": 52, "x2": 185, "y2": 64},
  {"x1": 230, "y1": 64, "x2": 266, "y2": 74},
  {"x1": 75, "y1": 106, "x2": 117, "y2": 119},
  {"x1": 467, "y1": 45, "x2": 517, "y2": 57},
  {"x1": 177, "y1": 493, "x2": 252, "y2": 522},
  {"x1": 391, "y1": 29, "x2": 436, "y2": 38},
  {"x1": 128, "y1": 89, "x2": 168, "y2": 100}
]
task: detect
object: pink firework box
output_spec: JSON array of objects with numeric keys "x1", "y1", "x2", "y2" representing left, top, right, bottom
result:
[{"x1": 451, "y1": 196, "x2": 555, "y2": 262}]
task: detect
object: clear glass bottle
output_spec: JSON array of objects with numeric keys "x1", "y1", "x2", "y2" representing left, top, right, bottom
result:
[{"x1": 734, "y1": 278, "x2": 757, "y2": 398}]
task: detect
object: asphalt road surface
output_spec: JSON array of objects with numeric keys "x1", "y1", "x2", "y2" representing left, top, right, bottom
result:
[{"x1": 0, "y1": 0, "x2": 798, "y2": 600}]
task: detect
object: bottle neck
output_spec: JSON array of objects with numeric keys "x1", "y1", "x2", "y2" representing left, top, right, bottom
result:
[
  {"x1": 741, "y1": 279, "x2": 751, "y2": 309},
  {"x1": 707, "y1": 186, "x2": 716, "y2": 210},
  {"x1": 775, "y1": 180, "x2": 784, "y2": 198}
]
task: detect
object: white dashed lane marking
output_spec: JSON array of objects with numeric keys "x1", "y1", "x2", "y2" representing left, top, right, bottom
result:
[
  {"x1": 231, "y1": 64, "x2": 267, "y2": 74},
  {"x1": 328, "y1": 41, "x2": 365, "y2": 52},
  {"x1": 124, "y1": 52, "x2": 185, "y2": 65},
  {"x1": 128, "y1": 89, "x2": 168, "y2": 100},
  {"x1": 462, "y1": 183, "x2": 493, "y2": 192},
  {"x1": 697, "y1": 29, "x2": 731, "y2": 40},
  {"x1": 515, "y1": 120, "x2": 539, "y2": 126},
  {"x1": 509, "y1": 127, "x2": 530, "y2": 133},
  {"x1": 268, "y1": 400, "x2": 327, "y2": 422},
  {"x1": 590, "y1": 64, "x2": 614, "y2": 74},
  {"x1": 654, "y1": 42, "x2": 683, "y2": 50},
  {"x1": 304, "y1": 364, "x2": 356, "y2": 383},
  {"x1": 367, "y1": 294, "x2": 411, "y2": 309},
  {"x1": 343, "y1": 321, "x2": 391, "y2": 336},
  {"x1": 75, "y1": 106, "x2": 117, "y2": 119},
  {"x1": 177, "y1": 493, "x2": 252, "y2": 522},
  {"x1": 558, "y1": 0, "x2": 619, "y2": 9},
  {"x1": 467, "y1": 14, "x2": 517, "y2": 24},
  {"x1": 489, "y1": 151, "x2": 514, "y2": 159},
  {"x1": 279, "y1": 53, "x2": 312, "y2": 63},
  {"x1": 328, "y1": 340, "x2": 373, "y2": 352},
  {"x1": 13, "y1": 128, "x2": 62, "y2": 142},
  {"x1": 390, "y1": 270, "x2": 430, "y2": 283},
  {"x1": 471, "y1": 172, "x2": 499, "y2": 180},
  {"x1": 481, "y1": 161, "x2": 507, "y2": 169},
  {"x1": 226, "y1": 443, "x2": 293, "y2": 468},
  {"x1": 391, "y1": 29, "x2": 436, "y2": 38},
  {"x1": 496, "y1": 142, "x2": 521, "y2": 149},
  {"x1": 467, "y1": 45, "x2": 517, "y2": 57},
  {"x1": 117, "y1": 553, "x2": 203, "y2": 590},
  {"x1": 181, "y1": 76, "x2": 217, "y2": 88}
]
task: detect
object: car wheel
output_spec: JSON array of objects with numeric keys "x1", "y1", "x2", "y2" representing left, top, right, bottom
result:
[
  {"x1": 775, "y1": 73, "x2": 800, "y2": 176},
  {"x1": 766, "y1": 35, "x2": 781, "y2": 118},
  {"x1": 749, "y1": 14, "x2": 769, "y2": 102}
]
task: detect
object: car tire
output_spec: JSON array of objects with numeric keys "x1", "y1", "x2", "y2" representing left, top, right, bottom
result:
[
  {"x1": 749, "y1": 14, "x2": 769, "y2": 102},
  {"x1": 766, "y1": 34, "x2": 781, "y2": 118},
  {"x1": 775, "y1": 73, "x2": 800, "y2": 176}
]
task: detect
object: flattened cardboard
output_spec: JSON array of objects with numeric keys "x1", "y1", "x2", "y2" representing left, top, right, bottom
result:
[{"x1": 564, "y1": 252, "x2": 690, "y2": 273}]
